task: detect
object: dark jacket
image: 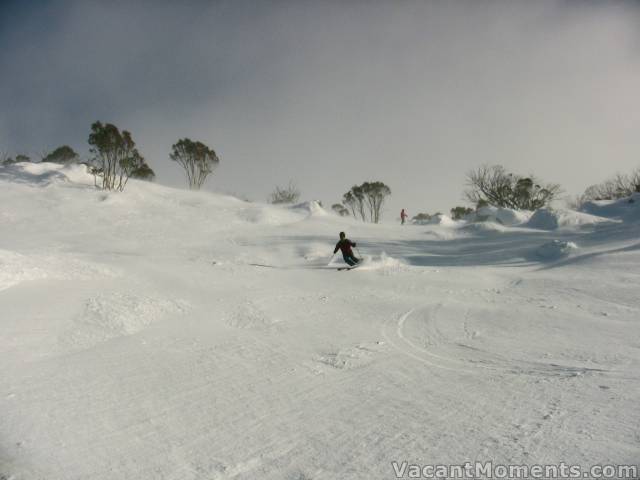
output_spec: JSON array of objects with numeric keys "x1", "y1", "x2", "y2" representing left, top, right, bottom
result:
[{"x1": 334, "y1": 239, "x2": 356, "y2": 256}]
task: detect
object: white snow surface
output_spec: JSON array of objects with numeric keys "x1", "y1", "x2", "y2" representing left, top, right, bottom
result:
[
  {"x1": 1, "y1": 163, "x2": 639, "y2": 479},
  {"x1": 581, "y1": 193, "x2": 640, "y2": 223},
  {"x1": 526, "y1": 207, "x2": 616, "y2": 230},
  {"x1": 412, "y1": 213, "x2": 458, "y2": 226},
  {"x1": 472, "y1": 206, "x2": 532, "y2": 226},
  {"x1": 534, "y1": 240, "x2": 579, "y2": 260},
  {"x1": 426, "y1": 213, "x2": 458, "y2": 226}
]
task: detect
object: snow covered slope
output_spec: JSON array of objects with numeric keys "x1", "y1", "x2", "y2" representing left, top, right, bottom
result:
[
  {"x1": 1, "y1": 163, "x2": 639, "y2": 479},
  {"x1": 581, "y1": 193, "x2": 640, "y2": 223}
]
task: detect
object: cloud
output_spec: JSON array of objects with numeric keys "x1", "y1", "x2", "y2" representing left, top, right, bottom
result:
[{"x1": 1, "y1": 0, "x2": 639, "y2": 214}]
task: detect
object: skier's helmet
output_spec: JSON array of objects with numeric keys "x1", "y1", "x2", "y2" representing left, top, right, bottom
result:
[{"x1": 339, "y1": 231, "x2": 346, "y2": 239}]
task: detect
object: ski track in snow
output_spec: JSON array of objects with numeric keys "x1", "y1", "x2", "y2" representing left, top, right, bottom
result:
[
  {"x1": 1, "y1": 164, "x2": 639, "y2": 479},
  {"x1": 384, "y1": 306, "x2": 612, "y2": 378}
]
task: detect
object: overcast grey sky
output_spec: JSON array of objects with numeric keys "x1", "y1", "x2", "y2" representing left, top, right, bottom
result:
[{"x1": 2, "y1": 0, "x2": 640, "y2": 218}]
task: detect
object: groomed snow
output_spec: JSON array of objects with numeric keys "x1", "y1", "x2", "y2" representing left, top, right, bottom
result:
[{"x1": 1, "y1": 163, "x2": 638, "y2": 479}]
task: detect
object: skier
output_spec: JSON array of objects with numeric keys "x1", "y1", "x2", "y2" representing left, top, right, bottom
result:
[
  {"x1": 400, "y1": 208, "x2": 408, "y2": 225},
  {"x1": 333, "y1": 232, "x2": 360, "y2": 266}
]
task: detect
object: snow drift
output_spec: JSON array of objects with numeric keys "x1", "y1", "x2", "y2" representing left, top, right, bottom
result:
[
  {"x1": 534, "y1": 240, "x2": 578, "y2": 260},
  {"x1": 413, "y1": 213, "x2": 458, "y2": 226},
  {"x1": 289, "y1": 200, "x2": 329, "y2": 217},
  {"x1": 0, "y1": 161, "x2": 95, "y2": 187},
  {"x1": 581, "y1": 193, "x2": 640, "y2": 223},
  {"x1": 472, "y1": 206, "x2": 531, "y2": 226},
  {"x1": 526, "y1": 207, "x2": 615, "y2": 230}
]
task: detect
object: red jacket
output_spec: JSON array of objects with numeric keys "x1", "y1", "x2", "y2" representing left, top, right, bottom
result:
[{"x1": 334, "y1": 239, "x2": 356, "y2": 256}]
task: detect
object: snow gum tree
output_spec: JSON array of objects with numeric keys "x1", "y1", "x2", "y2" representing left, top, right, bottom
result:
[
  {"x1": 341, "y1": 191, "x2": 357, "y2": 218},
  {"x1": 88, "y1": 122, "x2": 153, "y2": 191},
  {"x1": 342, "y1": 181, "x2": 391, "y2": 223},
  {"x1": 465, "y1": 165, "x2": 560, "y2": 210},
  {"x1": 43, "y1": 145, "x2": 79, "y2": 164},
  {"x1": 2, "y1": 153, "x2": 31, "y2": 165},
  {"x1": 331, "y1": 203, "x2": 349, "y2": 216},
  {"x1": 130, "y1": 163, "x2": 155, "y2": 181},
  {"x1": 170, "y1": 138, "x2": 220, "y2": 190}
]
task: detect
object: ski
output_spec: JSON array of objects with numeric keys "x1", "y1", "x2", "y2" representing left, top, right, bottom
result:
[{"x1": 337, "y1": 264, "x2": 360, "y2": 271}]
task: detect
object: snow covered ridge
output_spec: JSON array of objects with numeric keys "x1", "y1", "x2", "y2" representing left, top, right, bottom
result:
[
  {"x1": 0, "y1": 161, "x2": 95, "y2": 187},
  {"x1": 526, "y1": 207, "x2": 616, "y2": 230},
  {"x1": 464, "y1": 205, "x2": 625, "y2": 231},
  {"x1": 581, "y1": 192, "x2": 640, "y2": 222},
  {"x1": 458, "y1": 204, "x2": 625, "y2": 231}
]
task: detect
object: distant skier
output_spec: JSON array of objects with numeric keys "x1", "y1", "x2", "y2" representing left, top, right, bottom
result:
[
  {"x1": 400, "y1": 208, "x2": 408, "y2": 225},
  {"x1": 334, "y1": 232, "x2": 360, "y2": 266}
]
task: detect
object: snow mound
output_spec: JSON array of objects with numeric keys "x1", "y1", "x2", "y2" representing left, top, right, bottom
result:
[
  {"x1": 473, "y1": 206, "x2": 531, "y2": 226},
  {"x1": 461, "y1": 221, "x2": 509, "y2": 233},
  {"x1": 421, "y1": 214, "x2": 457, "y2": 226},
  {"x1": 226, "y1": 300, "x2": 277, "y2": 329},
  {"x1": 289, "y1": 200, "x2": 328, "y2": 217},
  {"x1": 299, "y1": 242, "x2": 333, "y2": 261},
  {"x1": 237, "y1": 205, "x2": 302, "y2": 225},
  {"x1": 0, "y1": 162, "x2": 94, "y2": 187},
  {"x1": 357, "y1": 252, "x2": 406, "y2": 273},
  {"x1": 581, "y1": 193, "x2": 640, "y2": 222},
  {"x1": 526, "y1": 208, "x2": 614, "y2": 230},
  {"x1": 535, "y1": 240, "x2": 578, "y2": 260},
  {"x1": 0, "y1": 250, "x2": 48, "y2": 291},
  {"x1": 0, "y1": 249, "x2": 117, "y2": 291},
  {"x1": 63, "y1": 292, "x2": 189, "y2": 350},
  {"x1": 236, "y1": 200, "x2": 327, "y2": 225}
]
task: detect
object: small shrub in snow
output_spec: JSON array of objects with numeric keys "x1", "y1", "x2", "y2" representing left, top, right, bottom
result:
[
  {"x1": 465, "y1": 164, "x2": 561, "y2": 210},
  {"x1": 2, "y1": 153, "x2": 31, "y2": 165},
  {"x1": 577, "y1": 168, "x2": 640, "y2": 205},
  {"x1": 450, "y1": 206, "x2": 473, "y2": 220},
  {"x1": 411, "y1": 212, "x2": 432, "y2": 224},
  {"x1": 269, "y1": 180, "x2": 300, "y2": 204},
  {"x1": 42, "y1": 145, "x2": 79, "y2": 164}
]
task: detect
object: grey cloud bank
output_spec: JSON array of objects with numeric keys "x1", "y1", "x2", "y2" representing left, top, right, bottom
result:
[{"x1": 2, "y1": 0, "x2": 640, "y2": 217}]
